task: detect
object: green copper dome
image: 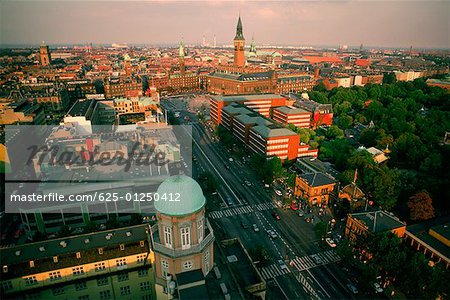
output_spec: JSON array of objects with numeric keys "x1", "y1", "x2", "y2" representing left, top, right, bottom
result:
[{"x1": 155, "y1": 175, "x2": 206, "y2": 216}]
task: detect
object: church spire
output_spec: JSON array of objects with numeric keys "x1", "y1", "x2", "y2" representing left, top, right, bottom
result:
[
  {"x1": 179, "y1": 38, "x2": 185, "y2": 58},
  {"x1": 234, "y1": 15, "x2": 244, "y2": 40}
]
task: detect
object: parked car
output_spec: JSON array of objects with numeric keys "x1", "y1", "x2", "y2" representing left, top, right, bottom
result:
[
  {"x1": 290, "y1": 203, "x2": 299, "y2": 211},
  {"x1": 245, "y1": 180, "x2": 252, "y2": 187},
  {"x1": 298, "y1": 211, "x2": 304, "y2": 217},
  {"x1": 225, "y1": 197, "x2": 233, "y2": 205},
  {"x1": 275, "y1": 190, "x2": 282, "y2": 196},
  {"x1": 252, "y1": 224, "x2": 260, "y2": 232}
]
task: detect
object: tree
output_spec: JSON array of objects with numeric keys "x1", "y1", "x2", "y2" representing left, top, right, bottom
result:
[
  {"x1": 383, "y1": 72, "x2": 397, "y2": 84},
  {"x1": 297, "y1": 128, "x2": 311, "y2": 143},
  {"x1": 325, "y1": 125, "x2": 344, "y2": 139},
  {"x1": 338, "y1": 114, "x2": 353, "y2": 130},
  {"x1": 408, "y1": 190, "x2": 434, "y2": 221}
]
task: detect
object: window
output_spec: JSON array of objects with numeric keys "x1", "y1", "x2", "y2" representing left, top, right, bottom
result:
[
  {"x1": 95, "y1": 262, "x2": 106, "y2": 272},
  {"x1": 24, "y1": 276, "x2": 37, "y2": 286},
  {"x1": 78, "y1": 295, "x2": 89, "y2": 300},
  {"x1": 49, "y1": 271, "x2": 61, "y2": 281},
  {"x1": 205, "y1": 250, "x2": 210, "y2": 261},
  {"x1": 53, "y1": 256, "x2": 58, "y2": 263},
  {"x1": 140, "y1": 281, "x2": 151, "y2": 291},
  {"x1": 116, "y1": 258, "x2": 127, "y2": 267},
  {"x1": 137, "y1": 254, "x2": 147, "y2": 263},
  {"x1": 72, "y1": 266, "x2": 85, "y2": 276},
  {"x1": 142, "y1": 295, "x2": 153, "y2": 300},
  {"x1": 76, "y1": 252, "x2": 81, "y2": 259},
  {"x1": 120, "y1": 286, "x2": 131, "y2": 296},
  {"x1": 180, "y1": 227, "x2": 191, "y2": 249},
  {"x1": 117, "y1": 272, "x2": 129, "y2": 282},
  {"x1": 163, "y1": 226, "x2": 172, "y2": 247},
  {"x1": 140, "y1": 240, "x2": 145, "y2": 247},
  {"x1": 99, "y1": 290, "x2": 111, "y2": 299},
  {"x1": 29, "y1": 261, "x2": 34, "y2": 268},
  {"x1": 197, "y1": 220, "x2": 204, "y2": 242},
  {"x1": 75, "y1": 281, "x2": 87, "y2": 291},
  {"x1": 120, "y1": 244, "x2": 125, "y2": 251},
  {"x1": 138, "y1": 268, "x2": 149, "y2": 277},
  {"x1": 183, "y1": 260, "x2": 193, "y2": 270},
  {"x1": 52, "y1": 286, "x2": 65, "y2": 296},
  {"x1": 97, "y1": 276, "x2": 109, "y2": 286},
  {"x1": 1, "y1": 281, "x2": 12, "y2": 292},
  {"x1": 98, "y1": 248, "x2": 103, "y2": 255},
  {"x1": 161, "y1": 260, "x2": 169, "y2": 277}
]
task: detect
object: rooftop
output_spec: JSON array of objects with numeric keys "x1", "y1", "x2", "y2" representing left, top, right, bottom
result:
[
  {"x1": 251, "y1": 124, "x2": 297, "y2": 138},
  {"x1": 155, "y1": 175, "x2": 206, "y2": 216},
  {"x1": 298, "y1": 172, "x2": 336, "y2": 187},
  {"x1": 211, "y1": 93, "x2": 285, "y2": 103},
  {"x1": 66, "y1": 99, "x2": 95, "y2": 118},
  {"x1": 350, "y1": 210, "x2": 405, "y2": 233},
  {"x1": 274, "y1": 106, "x2": 310, "y2": 115}
]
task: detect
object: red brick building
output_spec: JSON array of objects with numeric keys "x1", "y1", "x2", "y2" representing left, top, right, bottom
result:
[
  {"x1": 209, "y1": 94, "x2": 292, "y2": 124},
  {"x1": 294, "y1": 99, "x2": 333, "y2": 128},
  {"x1": 272, "y1": 106, "x2": 311, "y2": 128}
]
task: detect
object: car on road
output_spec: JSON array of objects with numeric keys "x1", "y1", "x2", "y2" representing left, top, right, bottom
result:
[
  {"x1": 252, "y1": 224, "x2": 259, "y2": 232},
  {"x1": 244, "y1": 180, "x2": 252, "y2": 187},
  {"x1": 225, "y1": 197, "x2": 233, "y2": 206},
  {"x1": 278, "y1": 260, "x2": 289, "y2": 271},
  {"x1": 271, "y1": 212, "x2": 281, "y2": 220},
  {"x1": 228, "y1": 158, "x2": 233, "y2": 162},
  {"x1": 290, "y1": 203, "x2": 299, "y2": 211},
  {"x1": 346, "y1": 283, "x2": 359, "y2": 294},
  {"x1": 275, "y1": 190, "x2": 282, "y2": 196},
  {"x1": 325, "y1": 237, "x2": 337, "y2": 248},
  {"x1": 240, "y1": 221, "x2": 249, "y2": 229},
  {"x1": 266, "y1": 229, "x2": 277, "y2": 239},
  {"x1": 311, "y1": 254, "x2": 323, "y2": 264},
  {"x1": 298, "y1": 211, "x2": 304, "y2": 217},
  {"x1": 373, "y1": 282, "x2": 383, "y2": 293}
]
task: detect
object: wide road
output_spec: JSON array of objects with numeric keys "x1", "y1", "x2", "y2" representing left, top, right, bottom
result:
[{"x1": 161, "y1": 97, "x2": 355, "y2": 299}]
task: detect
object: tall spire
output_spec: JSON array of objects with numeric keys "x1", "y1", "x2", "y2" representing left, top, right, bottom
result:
[
  {"x1": 250, "y1": 34, "x2": 256, "y2": 53},
  {"x1": 179, "y1": 38, "x2": 185, "y2": 58},
  {"x1": 234, "y1": 15, "x2": 244, "y2": 40}
]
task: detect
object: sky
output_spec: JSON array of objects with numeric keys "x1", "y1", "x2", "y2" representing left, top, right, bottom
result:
[{"x1": 0, "y1": 0, "x2": 449, "y2": 49}]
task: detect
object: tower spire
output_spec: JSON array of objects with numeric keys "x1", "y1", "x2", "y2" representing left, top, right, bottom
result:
[{"x1": 234, "y1": 15, "x2": 244, "y2": 40}]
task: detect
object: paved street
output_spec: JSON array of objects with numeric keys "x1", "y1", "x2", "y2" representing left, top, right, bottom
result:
[{"x1": 161, "y1": 97, "x2": 355, "y2": 299}]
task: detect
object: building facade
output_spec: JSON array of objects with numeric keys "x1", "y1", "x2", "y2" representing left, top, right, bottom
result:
[
  {"x1": 294, "y1": 172, "x2": 337, "y2": 206},
  {"x1": 39, "y1": 42, "x2": 51, "y2": 67},
  {"x1": 151, "y1": 175, "x2": 215, "y2": 299}
]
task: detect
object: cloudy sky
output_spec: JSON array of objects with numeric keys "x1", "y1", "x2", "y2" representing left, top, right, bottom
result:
[{"x1": 1, "y1": 0, "x2": 449, "y2": 48}]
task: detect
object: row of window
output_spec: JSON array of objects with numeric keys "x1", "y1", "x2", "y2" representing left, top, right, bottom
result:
[{"x1": 163, "y1": 219, "x2": 204, "y2": 249}]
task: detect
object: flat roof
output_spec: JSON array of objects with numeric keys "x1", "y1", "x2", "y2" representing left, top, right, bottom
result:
[
  {"x1": 251, "y1": 125, "x2": 297, "y2": 138},
  {"x1": 350, "y1": 210, "x2": 405, "y2": 233},
  {"x1": 235, "y1": 114, "x2": 272, "y2": 126},
  {"x1": 274, "y1": 106, "x2": 310, "y2": 115},
  {"x1": 211, "y1": 94, "x2": 285, "y2": 103}
]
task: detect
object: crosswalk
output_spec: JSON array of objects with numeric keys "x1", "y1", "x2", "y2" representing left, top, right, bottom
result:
[
  {"x1": 295, "y1": 273, "x2": 320, "y2": 299},
  {"x1": 258, "y1": 263, "x2": 291, "y2": 280},
  {"x1": 257, "y1": 250, "x2": 340, "y2": 281},
  {"x1": 291, "y1": 250, "x2": 340, "y2": 272},
  {"x1": 208, "y1": 202, "x2": 276, "y2": 219}
]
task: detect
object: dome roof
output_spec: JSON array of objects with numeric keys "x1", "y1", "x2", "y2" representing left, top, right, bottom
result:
[{"x1": 155, "y1": 175, "x2": 206, "y2": 216}]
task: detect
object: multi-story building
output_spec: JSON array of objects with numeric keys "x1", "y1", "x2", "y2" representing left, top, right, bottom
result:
[
  {"x1": 276, "y1": 74, "x2": 315, "y2": 93},
  {"x1": 345, "y1": 210, "x2": 406, "y2": 241},
  {"x1": 272, "y1": 106, "x2": 311, "y2": 128},
  {"x1": 113, "y1": 97, "x2": 159, "y2": 116},
  {"x1": 151, "y1": 175, "x2": 215, "y2": 299},
  {"x1": 209, "y1": 94, "x2": 291, "y2": 124},
  {"x1": 294, "y1": 98, "x2": 333, "y2": 128},
  {"x1": 404, "y1": 218, "x2": 450, "y2": 269},
  {"x1": 104, "y1": 77, "x2": 143, "y2": 98},
  {"x1": 294, "y1": 172, "x2": 337, "y2": 206},
  {"x1": 0, "y1": 224, "x2": 156, "y2": 299}
]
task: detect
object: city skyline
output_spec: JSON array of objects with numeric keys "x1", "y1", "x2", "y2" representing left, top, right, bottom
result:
[{"x1": 1, "y1": 0, "x2": 449, "y2": 49}]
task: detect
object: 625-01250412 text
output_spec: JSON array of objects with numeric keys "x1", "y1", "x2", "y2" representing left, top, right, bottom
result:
[{"x1": 9, "y1": 192, "x2": 181, "y2": 202}]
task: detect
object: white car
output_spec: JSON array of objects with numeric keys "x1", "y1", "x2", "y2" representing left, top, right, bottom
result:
[
  {"x1": 373, "y1": 282, "x2": 383, "y2": 293},
  {"x1": 325, "y1": 237, "x2": 337, "y2": 248},
  {"x1": 252, "y1": 224, "x2": 260, "y2": 232},
  {"x1": 266, "y1": 229, "x2": 277, "y2": 239},
  {"x1": 311, "y1": 254, "x2": 323, "y2": 264},
  {"x1": 275, "y1": 190, "x2": 282, "y2": 196},
  {"x1": 278, "y1": 260, "x2": 288, "y2": 271}
]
